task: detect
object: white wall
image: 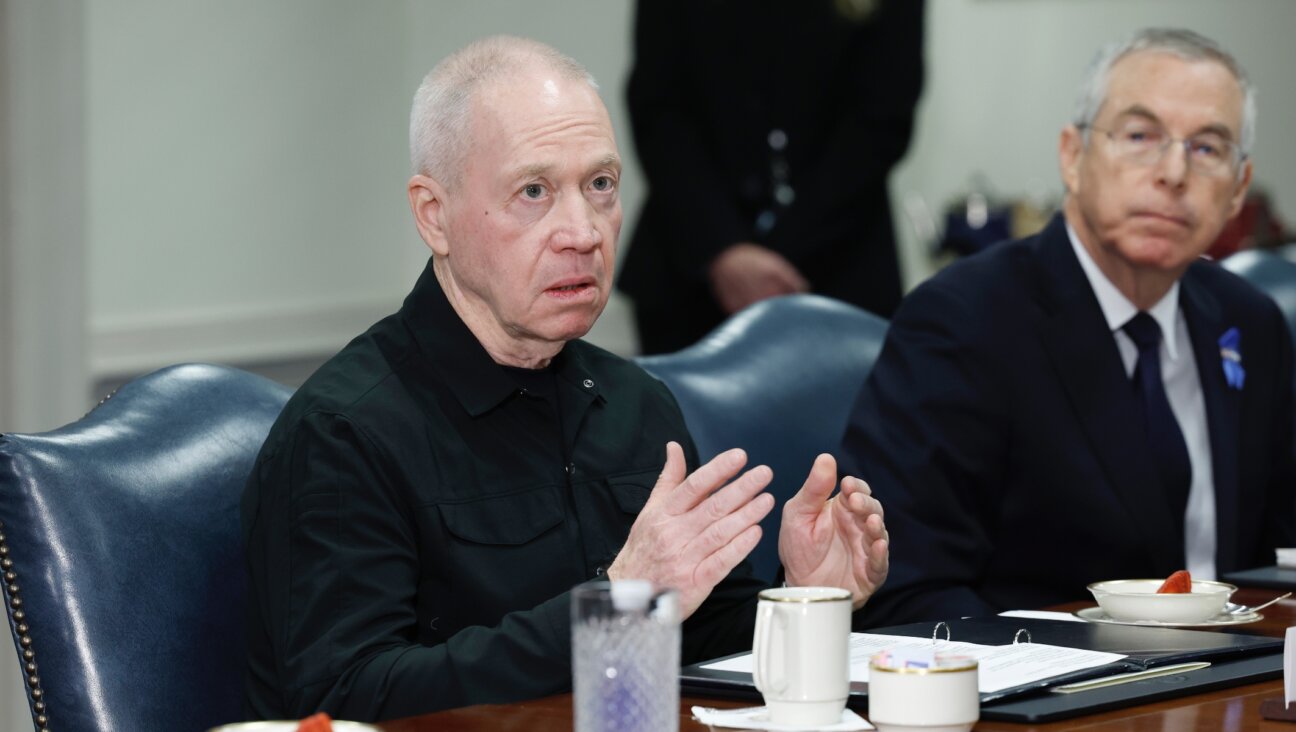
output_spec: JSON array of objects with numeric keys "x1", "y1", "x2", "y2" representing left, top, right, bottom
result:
[
  {"x1": 0, "y1": 0, "x2": 87, "y2": 436},
  {"x1": 86, "y1": 1, "x2": 423, "y2": 377},
  {"x1": 85, "y1": 0, "x2": 641, "y2": 382}
]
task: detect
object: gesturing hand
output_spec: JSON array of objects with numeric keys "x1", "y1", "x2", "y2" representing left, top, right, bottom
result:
[
  {"x1": 607, "y1": 442, "x2": 775, "y2": 619},
  {"x1": 778, "y1": 454, "x2": 889, "y2": 610}
]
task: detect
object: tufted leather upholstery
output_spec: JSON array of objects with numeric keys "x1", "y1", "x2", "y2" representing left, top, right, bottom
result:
[
  {"x1": 636, "y1": 294, "x2": 889, "y2": 582},
  {"x1": 0, "y1": 364, "x2": 292, "y2": 732}
]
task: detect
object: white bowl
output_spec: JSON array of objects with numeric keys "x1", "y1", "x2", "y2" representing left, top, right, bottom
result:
[{"x1": 1087, "y1": 579, "x2": 1235, "y2": 623}]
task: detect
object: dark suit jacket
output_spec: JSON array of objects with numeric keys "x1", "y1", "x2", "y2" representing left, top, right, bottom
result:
[
  {"x1": 843, "y1": 214, "x2": 1296, "y2": 626},
  {"x1": 618, "y1": 0, "x2": 924, "y2": 352}
]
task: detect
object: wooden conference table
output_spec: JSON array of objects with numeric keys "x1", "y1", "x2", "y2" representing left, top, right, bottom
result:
[{"x1": 377, "y1": 586, "x2": 1296, "y2": 732}]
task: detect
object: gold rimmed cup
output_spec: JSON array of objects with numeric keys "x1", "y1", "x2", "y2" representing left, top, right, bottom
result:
[
  {"x1": 757, "y1": 586, "x2": 853, "y2": 603},
  {"x1": 753, "y1": 586, "x2": 852, "y2": 726},
  {"x1": 869, "y1": 654, "x2": 979, "y2": 674},
  {"x1": 868, "y1": 652, "x2": 979, "y2": 731}
]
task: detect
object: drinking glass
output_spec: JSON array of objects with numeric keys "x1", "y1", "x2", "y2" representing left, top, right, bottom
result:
[{"x1": 572, "y1": 580, "x2": 680, "y2": 732}]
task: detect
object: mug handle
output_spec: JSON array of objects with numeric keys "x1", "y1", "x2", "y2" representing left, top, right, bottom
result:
[{"x1": 753, "y1": 602, "x2": 788, "y2": 695}]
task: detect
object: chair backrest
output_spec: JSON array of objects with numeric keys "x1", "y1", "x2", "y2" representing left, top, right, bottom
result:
[
  {"x1": 0, "y1": 364, "x2": 292, "y2": 732},
  {"x1": 636, "y1": 294, "x2": 889, "y2": 582},
  {"x1": 1220, "y1": 248, "x2": 1296, "y2": 350}
]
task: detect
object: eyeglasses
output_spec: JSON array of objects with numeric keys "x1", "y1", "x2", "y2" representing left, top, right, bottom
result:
[{"x1": 1078, "y1": 121, "x2": 1245, "y2": 178}]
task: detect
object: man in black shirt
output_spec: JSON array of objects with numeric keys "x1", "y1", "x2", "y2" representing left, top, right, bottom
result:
[{"x1": 241, "y1": 36, "x2": 889, "y2": 721}]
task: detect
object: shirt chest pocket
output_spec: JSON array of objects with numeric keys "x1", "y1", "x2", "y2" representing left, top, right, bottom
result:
[
  {"x1": 434, "y1": 485, "x2": 570, "y2": 618},
  {"x1": 577, "y1": 469, "x2": 658, "y2": 571},
  {"x1": 438, "y1": 485, "x2": 565, "y2": 545}
]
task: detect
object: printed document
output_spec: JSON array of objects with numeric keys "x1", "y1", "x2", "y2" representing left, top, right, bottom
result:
[{"x1": 702, "y1": 633, "x2": 1127, "y2": 694}]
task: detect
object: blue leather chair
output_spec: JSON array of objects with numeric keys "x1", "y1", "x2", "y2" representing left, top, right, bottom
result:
[
  {"x1": 0, "y1": 364, "x2": 292, "y2": 732},
  {"x1": 636, "y1": 294, "x2": 889, "y2": 582},
  {"x1": 1221, "y1": 248, "x2": 1296, "y2": 351}
]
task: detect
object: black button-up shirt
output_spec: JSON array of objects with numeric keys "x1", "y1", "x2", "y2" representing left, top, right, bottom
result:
[{"x1": 241, "y1": 260, "x2": 765, "y2": 721}]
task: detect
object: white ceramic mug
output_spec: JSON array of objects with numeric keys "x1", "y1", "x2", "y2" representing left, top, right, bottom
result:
[
  {"x1": 867, "y1": 653, "x2": 979, "y2": 732},
  {"x1": 752, "y1": 586, "x2": 852, "y2": 726}
]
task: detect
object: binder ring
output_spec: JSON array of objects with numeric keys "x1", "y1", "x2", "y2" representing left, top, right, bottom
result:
[
  {"x1": 1013, "y1": 628, "x2": 1032, "y2": 645},
  {"x1": 932, "y1": 621, "x2": 951, "y2": 644}
]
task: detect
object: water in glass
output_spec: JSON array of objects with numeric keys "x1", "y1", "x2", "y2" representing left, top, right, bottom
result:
[{"x1": 572, "y1": 581, "x2": 680, "y2": 732}]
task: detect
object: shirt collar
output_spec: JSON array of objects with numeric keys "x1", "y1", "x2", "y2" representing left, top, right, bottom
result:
[
  {"x1": 399, "y1": 258, "x2": 602, "y2": 415},
  {"x1": 1066, "y1": 220, "x2": 1182, "y2": 361}
]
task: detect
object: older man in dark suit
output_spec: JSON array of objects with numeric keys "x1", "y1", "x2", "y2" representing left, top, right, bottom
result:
[{"x1": 843, "y1": 28, "x2": 1296, "y2": 626}]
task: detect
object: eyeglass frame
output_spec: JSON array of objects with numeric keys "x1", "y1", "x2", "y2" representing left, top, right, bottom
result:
[{"x1": 1075, "y1": 120, "x2": 1248, "y2": 179}]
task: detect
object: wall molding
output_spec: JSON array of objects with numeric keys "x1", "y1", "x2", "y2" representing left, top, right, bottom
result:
[
  {"x1": 90, "y1": 298, "x2": 397, "y2": 380},
  {"x1": 90, "y1": 293, "x2": 640, "y2": 381}
]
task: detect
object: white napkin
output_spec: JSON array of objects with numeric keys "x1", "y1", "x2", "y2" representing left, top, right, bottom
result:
[
  {"x1": 1285, "y1": 626, "x2": 1296, "y2": 708},
  {"x1": 690, "y1": 705, "x2": 873, "y2": 731}
]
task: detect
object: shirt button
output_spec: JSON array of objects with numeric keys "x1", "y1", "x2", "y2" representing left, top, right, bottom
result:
[
  {"x1": 565, "y1": 463, "x2": 574, "y2": 475},
  {"x1": 775, "y1": 183, "x2": 796, "y2": 206},
  {"x1": 582, "y1": 379, "x2": 594, "y2": 389}
]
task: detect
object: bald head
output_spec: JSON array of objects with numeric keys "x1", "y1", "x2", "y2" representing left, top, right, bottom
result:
[{"x1": 409, "y1": 35, "x2": 600, "y2": 187}]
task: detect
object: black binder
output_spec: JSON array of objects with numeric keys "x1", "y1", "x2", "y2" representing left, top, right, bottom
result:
[{"x1": 679, "y1": 615, "x2": 1282, "y2": 723}]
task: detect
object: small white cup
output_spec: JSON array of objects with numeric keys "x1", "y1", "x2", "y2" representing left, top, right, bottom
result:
[
  {"x1": 867, "y1": 653, "x2": 979, "y2": 732},
  {"x1": 752, "y1": 586, "x2": 852, "y2": 726}
]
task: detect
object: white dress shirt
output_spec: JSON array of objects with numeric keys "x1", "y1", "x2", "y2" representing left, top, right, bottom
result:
[{"x1": 1067, "y1": 223, "x2": 1216, "y2": 579}]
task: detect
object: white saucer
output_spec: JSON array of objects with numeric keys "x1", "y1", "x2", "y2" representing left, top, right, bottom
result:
[{"x1": 1074, "y1": 605, "x2": 1262, "y2": 627}]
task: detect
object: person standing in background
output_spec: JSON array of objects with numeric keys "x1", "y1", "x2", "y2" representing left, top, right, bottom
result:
[{"x1": 619, "y1": 0, "x2": 925, "y2": 354}]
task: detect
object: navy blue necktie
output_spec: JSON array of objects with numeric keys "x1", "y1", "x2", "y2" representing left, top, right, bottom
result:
[{"x1": 1122, "y1": 312, "x2": 1192, "y2": 519}]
